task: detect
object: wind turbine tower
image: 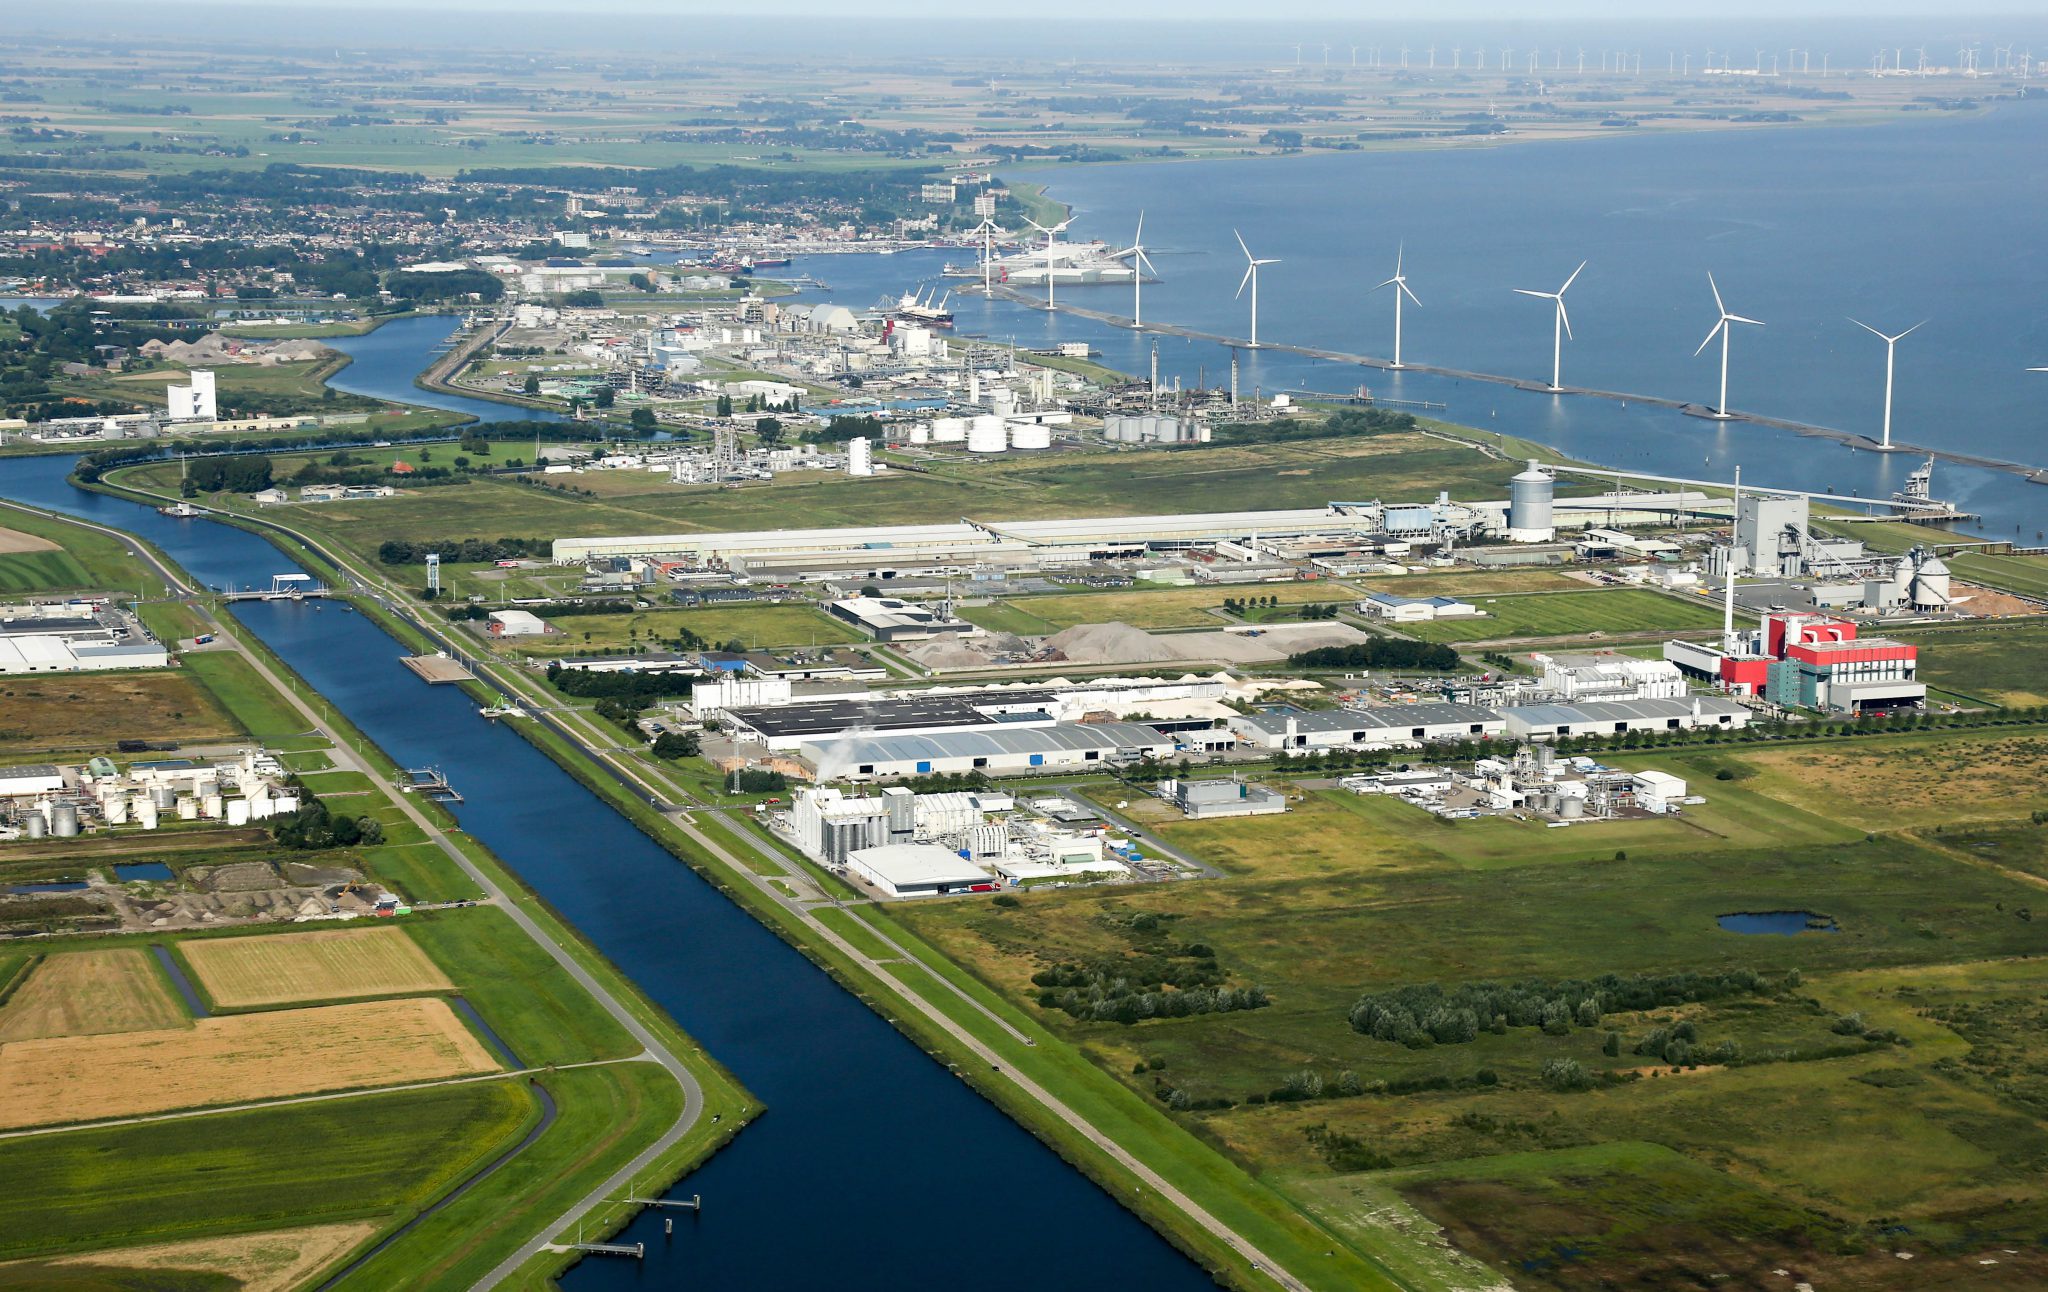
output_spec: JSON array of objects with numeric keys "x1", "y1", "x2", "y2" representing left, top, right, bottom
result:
[
  {"x1": 1851, "y1": 319, "x2": 1924, "y2": 449},
  {"x1": 1127, "y1": 211, "x2": 1156, "y2": 327},
  {"x1": 1373, "y1": 245, "x2": 1421, "y2": 368},
  {"x1": 1233, "y1": 230, "x2": 1278, "y2": 348},
  {"x1": 1694, "y1": 272, "x2": 1763, "y2": 418},
  {"x1": 1513, "y1": 260, "x2": 1586, "y2": 391},
  {"x1": 1023, "y1": 215, "x2": 1072, "y2": 310}
]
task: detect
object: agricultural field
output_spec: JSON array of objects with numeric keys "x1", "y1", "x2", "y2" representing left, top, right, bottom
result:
[
  {"x1": 892, "y1": 725, "x2": 2048, "y2": 1288},
  {"x1": 0, "y1": 671, "x2": 240, "y2": 755},
  {"x1": 967, "y1": 582, "x2": 1357, "y2": 634},
  {"x1": 1893, "y1": 621, "x2": 2048, "y2": 708},
  {"x1": 180, "y1": 926, "x2": 453, "y2": 1008},
  {"x1": 0, "y1": 950, "x2": 187, "y2": 1042},
  {"x1": 1397, "y1": 587, "x2": 1727, "y2": 642},
  {"x1": 0, "y1": 507, "x2": 150, "y2": 594},
  {"x1": 500, "y1": 603, "x2": 861, "y2": 657},
  {"x1": 0, "y1": 997, "x2": 498, "y2": 1129},
  {"x1": 5, "y1": 1221, "x2": 379, "y2": 1292}
]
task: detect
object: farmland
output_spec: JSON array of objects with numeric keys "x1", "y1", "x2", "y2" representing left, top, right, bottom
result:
[
  {"x1": 14, "y1": 1222, "x2": 378, "y2": 1292},
  {"x1": 0, "y1": 671, "x2": 240, "y2": 756},
  {"x1": 180, "y1": 927, "x2": 453, "y2": 1008},
  {"x1": 0, "y1": 997, "x2": 499, "y2": 1129},
  {"x1": 1893, "y1": 621, "x2": 2048, "y2": 708},
  {"x1": 1395, "y1": 587, "x2": 1727, "y2": 642},
  {"x1": 966, "y1": 582, "x2": 1358, "y2": 634},
  {"x1": 0, "y1": 950, "x2": 187, "y2": 1042},
  {"x1": 502, "y1": 603, "x2": 860, "y2": 657},
  {"x1": 890, "y1": 724, "x2": 2048, "y2": 1288}
]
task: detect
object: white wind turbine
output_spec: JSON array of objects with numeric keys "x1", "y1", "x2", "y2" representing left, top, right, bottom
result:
[
  {"x1": 1127, "y1": 211, "x2": 1157, "y2": 327},
  {"x1": 1694, "y1": 272, "x2": 1763, "y2": 418},
  {"x1": 1513, "y1": 260, "x2": 1586, "y2": 390},
  {"x1": 1023, "y1": 215, "x2": 1072, "y2": 310},
  {"x1": 970, "y1": 216, "x2": 1002, "y2": 295},
  {"x1": 1372, "y1": 245, "x2": 1421, "y2": 368},
  {"x1": 1233, "y1": 229, "x2": 1278, "y2": 348},
  {"x1": 1850, "y1": 318, "x2": 1924, "y2": 449}
]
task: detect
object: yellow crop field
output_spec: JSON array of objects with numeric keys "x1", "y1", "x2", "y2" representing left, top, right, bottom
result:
[
  {"x1": 0, "y1": 950, "x2": 187, "y2": 1043},
  {"x1": 29, "y1": 1221, "x2": 377, "y2": 1292},
  {"x1": 181, "y1": 926, "x2": 452, "y2": 1008},
  {"x1": 0, "y1": 998, "x2": 498, "y2": 1129}
]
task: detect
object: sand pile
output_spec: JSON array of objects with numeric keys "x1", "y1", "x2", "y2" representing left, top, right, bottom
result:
[{"x1": 1039, "y1": 622, "x2": 1181, "y2": 665}]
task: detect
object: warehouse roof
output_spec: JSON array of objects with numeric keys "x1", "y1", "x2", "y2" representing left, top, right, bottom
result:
[
  {"x1": 847, "y1": 844, "x2": 990, "y2": 888},
  {"x1": 1500, "y1": 696, "x2": 1748, "y2": 725},
  {"x1": 1239, "y1": 702, "x2": 1500, "y2": 735},
  {"x1": 0, "y1": 763, "x2": 61, "y2": 781},
  {"x1": 727, "y1": 691, "x2": 1056, "y2": 740},
  {"x1": 803, "y1": 721, "x2": 1173, "y2": 768}
]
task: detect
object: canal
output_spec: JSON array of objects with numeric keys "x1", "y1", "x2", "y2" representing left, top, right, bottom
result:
[{"x1": 0, "y1": 453, "x2": 1214, "y2": 1291}]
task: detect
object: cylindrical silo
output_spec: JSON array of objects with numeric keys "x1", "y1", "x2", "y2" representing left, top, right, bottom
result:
[
  {"x1": 176, "y1": 796, "x2": 198, "y2": 821},
  {"x1": 909, "y1": 424, "x2": 931, "y2": 445},
  {"x1": 51, "y1": 802, "x2": 79, "y2": 837},
  {"x1": 1508, "y1": 459, "x2": 1555, "y2": 542},
  {"x1": 103, "y1": 795, "x2": 128, "y2": 826},
  {"x1": 967, "y1": 415, "x2": 1007, "y2": 453},
  {"x1": 932, "y1": 416, "x2": 966, "y2": 443},
  {"x1": 1559, "y1": 796, "x2": 1586, "y2": 820},
  {"x1": 1009, "y1": 424, "x2": 1051, "y2": 450},
  {"x1": 24, "y1": 813, "x2": 47, "y2": 840},
  {"x1": 150, "y1": 785, "x2": 178, "y2": 811}
]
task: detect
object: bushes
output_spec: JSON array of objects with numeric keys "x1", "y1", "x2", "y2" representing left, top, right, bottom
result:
[
  {"x1": 1288, "y1": 639, "x2": 1462, "y2": 672},
  {"x1": 270, "y1": 794, "x2": 384, "y2": 850},
  {"x1": 1032, "y1": 946, "x2": 1269, "y2": 1025},
  {"x1": 378, "y1": 537, "x2": 548, "y2": 566},
  {"x1": 544, "y1": 662, "x2": 697, "y2": 702},
  {"x1": 1348, "y1": 968, "x2": 1775, "y2": 1048}
]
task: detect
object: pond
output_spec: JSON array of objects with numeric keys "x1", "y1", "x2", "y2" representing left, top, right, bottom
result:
[
  {"x1": 5, "y1": 881, "x2": 89, "y2": 895},
  {"x1": 113, "y1": 862, "x2": 174, "y2": 882},
  {"x1": 1718, "y1": 911, "x2": 1839, "y2": 935}
]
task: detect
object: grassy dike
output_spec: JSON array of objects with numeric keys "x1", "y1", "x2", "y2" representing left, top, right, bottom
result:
[
  {"x1": 83, "y1": 469, "x2": 1420, "y2": 1288},
  {"x1": 8, "y1": 489, "x2": 757, "y2": 1290}
]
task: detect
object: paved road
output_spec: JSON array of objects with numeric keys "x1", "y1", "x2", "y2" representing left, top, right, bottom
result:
[{"x1": 0, "y1": 497, "x2": 710, "y2": 1290}]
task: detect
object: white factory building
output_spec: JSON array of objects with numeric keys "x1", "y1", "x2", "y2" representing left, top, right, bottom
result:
[
  {"x1": 803, "y1": 722, "x2": 1175, "y2": 781},
  {"x1": 1229, "y1": 703, "x2": 1506, "y2": 751},
  {"x1": 1498, "y1": 696, "x2": 1752, "y2": 739},
  {"x1": 845, "y1": 844, "x2": 995, "y2": 899},
  {"x1": 166, "y1": 369, "x2": 216, "y2": 421},
  {"x1": 1531, "y1": 652, "x2": 1687, "y2": 703}
]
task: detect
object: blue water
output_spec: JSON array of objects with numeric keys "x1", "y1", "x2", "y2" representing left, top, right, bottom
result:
[
  {"x1": 5, "y1": 881, "x2": 89, "y2": 894},
  {"x1": 0, "y1": 454, "x2": 1208, "y2": 1291},
  {"x1": 1718, "y1": 910, "x2": 1839, "y2": 935},
  {"x1": 815, "y1": 108, "x2": 2048, "y2": 538},
  {"x1": 113, "y1": 862, "x2": 174, "y2": 882},
  {"x1": 323, "y1": 315, "x2": 569, "y2": 425}
]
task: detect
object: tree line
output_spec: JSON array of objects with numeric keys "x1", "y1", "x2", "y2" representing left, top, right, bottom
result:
[
  {"x1": 1288, "y1": 639, "x2": 1462, "y2": 671},
  {"x1": 1348, "y1": 968, "x2": 1777, "y2": 1050}
]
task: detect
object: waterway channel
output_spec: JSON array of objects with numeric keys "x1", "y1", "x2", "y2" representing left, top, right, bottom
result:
[{"x1": 0, "y1": 452, "x2": 1214, "y2": 1291}]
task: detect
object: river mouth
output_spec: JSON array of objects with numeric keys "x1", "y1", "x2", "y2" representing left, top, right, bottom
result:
[{"x1": 1718, "y1": 910, "x2": 1840, "y2": 935}]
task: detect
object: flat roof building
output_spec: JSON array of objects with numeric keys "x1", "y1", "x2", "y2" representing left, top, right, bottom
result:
[
  {"x1": 1230, "y1": 703, "x2": 1504, "y2": 750},
  {"x1": 845, "y1": 844, "x2": 994, "y2": 898},
  {"x1": 1499, "y1": 696, "x2": 1751, "y2": 739},
  {"x1": 826, "y1": 595, "x2": 981, "y2": 643},
  {"x1": 804, "y1": 722, "x2": 1176, "y2": 781}
]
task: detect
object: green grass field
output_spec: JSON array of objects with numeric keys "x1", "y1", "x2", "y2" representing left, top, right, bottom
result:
[
  {"x1": 0, "y1": 1081, "x2": 535, "y2": 1261},
  {"x1": 0, "y1": 550, "x2": 93, "y2": 594},
  {"x1": 1892, "y1": 621, "x2": 2048, "y2": 707},
  {"x1": 507, "y1": 604, "x2": 860, "y2": 656},
  {"x1": 175, "y1": 651, "x2": 314, "y2": 745},
  {"x1": 0, "y1": 507, "x2": 155, "y2": 594},
  {"x1": 1398, "y1": 587, "x2": 1726, "y2": 642},
  {"x1": 967, "y1": 582, "x2": 1354, "y2": 633}
]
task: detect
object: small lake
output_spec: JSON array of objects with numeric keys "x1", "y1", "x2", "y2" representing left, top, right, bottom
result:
[
  {"x1": 6, "y1": 881, "x2": 88, "y2": 894},
  {"x1": 113, "y1": 862, "x2": 174, "y2": 882},
  {"x1": 1719, "y1": 911, "x2": 1839, "y2": 935}
]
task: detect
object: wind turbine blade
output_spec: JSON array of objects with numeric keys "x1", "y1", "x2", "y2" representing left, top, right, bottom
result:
[
  {"x1": 1233, "y1": 228, "x2": 1252, "y2": 261},
  {"x1": 1513, "y1": 288, "x2": 1551, "y2": 300},
  {"x1": 1401, "y1": 282, "x2": 1422, "y2": 306},
  {"x1": 1558, "y1": 300, "x2": 1574, "y2": 342},
  {"x1": 1373, "y1": 277, "x2": 1399, "y2": 292},
  {"x1": 1708, "y1": 271, "x2": 1725, "y2": 316},
  {"x1": 1236, "y1": 263, "x2": 1254, "y2": 299},
  {"x1": 1024, "y1": 217, "x2": 1049, "y2": 234},
  {"x1": 1694, "y1": 319, "x2": 1723, "y2": 356},
  {"x1": 1256, "y1": 257, "x2": 1280, "y2": 266},
  {"x1": 1395, "y1": 244, "x2": 1405, "y2": 276},
  {"x1": 1850, "y1": 318, "x2": 1885, "y2": 340},
  {"x1": 1559, "y1": 259, "x2": 1587, "y2": 294},
  {"x1": 1134, "y1": 210, "x2": 1144, "y2": 244},
  {"x1": 1728, "y1": 314, "x2": 1764, "y2": 327},
  {"x1": 1897, "y1": 319, "x2": 1927, "y2": 340}
]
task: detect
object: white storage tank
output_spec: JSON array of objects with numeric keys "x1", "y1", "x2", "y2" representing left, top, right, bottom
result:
[
  {"x1": 908, "y1": 423, "x2": 931, "y2": 445},
  {"x1": 51, "y1": 802, "x2": 79, "y2": 838},
  {"x1": 201, "y1": 793, "x2": 222, "y2": 820},
  {"x1": 135, "y1": 798, "x2": 159, "y2": 830},
  {"x1": 176, "y1": 796, "x2": 198, "y2": 821},
  {"x1": 967, "y1": 415, "x2": 1007, "y2": 453},
  {"x1": 1508, "y1": 458, "x2": 1556, "y2": 542},
  {"x1": 1008, "y1": 424, "x2": 1052, "y2": 450},
  {"x1": 103, "y1": 795, "x2": 128, "y2": 826},
  {"x1": 226, "y1": 798, "x2": 251, "y2": 826},
  {"x1": 932, "y1": 416, "x2": 967, "y2": 443}
]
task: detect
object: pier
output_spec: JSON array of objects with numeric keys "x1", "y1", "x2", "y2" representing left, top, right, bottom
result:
[
  {"x1": 402, "y1": 653, "x2": 475, "y2": 685},
  {"x1": 401, "y1": 766, "x2": 463, "y2": 803},
  {"x1": 632, "y1": 1193, "x2": 701, "y2": 1211},
  {"x1": 565, "y1": 1241, "x2": 644, "y2": 1259},
  {"x1": 221, "y1": 573, "x2": 331, "y2": 602}
]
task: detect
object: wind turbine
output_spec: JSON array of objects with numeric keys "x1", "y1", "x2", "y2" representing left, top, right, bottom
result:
[
  {"x1": 1850, "y1": 318, "x2": 1924, "y2": 449},
  {"x1": 1513, "y1": 260, "x2": 1586, "y2": 390},
  {"x1": 1372, "y1": 245, "x2": 1421, "y2": 368},
  {"x1": 1126, "y1": 211, "x2": 1156, "y2": 327},
  {"x1": 1694, "y1": 272, "x2": 1762, "y2": 418},
  {"x1": 1022, "y1": 215, "x2": 1072, "y2": 310},
  {"x1": 971, "y1": 216, "x2": 1001, "y2": 294},
  {"x1": 1233, "y1": 229, "x2": 1278, "y2": 348}
]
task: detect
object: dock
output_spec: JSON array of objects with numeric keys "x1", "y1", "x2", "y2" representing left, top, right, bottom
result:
[
  {"x1": 564, "y1": 1241, "x2": 643, "y2": 1259},
  {"x1": 222, "y1": 574, "x2": 332, "y2": 603},
  {"x1": 403, "y1": 653, "x2": 474, "y2": 684},
  {"x1": 402, "y1": 767, "x2": 462, "y2": 803}
]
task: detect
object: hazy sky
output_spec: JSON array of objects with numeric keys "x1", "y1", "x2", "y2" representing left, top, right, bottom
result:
[{"x1": 9, "y1": 0, "x2": 2036, "y2": 18}]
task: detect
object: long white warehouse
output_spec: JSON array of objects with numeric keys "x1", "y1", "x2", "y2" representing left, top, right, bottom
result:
[{"x1": 803, "y1": 722, "x2": 1176, "y2": 781}]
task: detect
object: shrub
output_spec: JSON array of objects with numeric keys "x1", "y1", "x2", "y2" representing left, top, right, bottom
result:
[{"x1": 1541, "y1": 1058, "x2": 1595, "y2": 1092}]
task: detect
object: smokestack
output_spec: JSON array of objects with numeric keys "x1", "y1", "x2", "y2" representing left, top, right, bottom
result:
[{"x1": 1722, "y1": 464, "x2": 1741, "y2": 652}]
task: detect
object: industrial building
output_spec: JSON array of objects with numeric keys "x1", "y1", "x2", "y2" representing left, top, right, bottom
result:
[
  {"x1": 802, "y1": 721, "x2": 1175, "y2": 781},
  {"x1": 1229, "y1": 703, "x2": 1505, "y2": 751},
  {"x1": 166, "y1": 369, "x2": 216, "y2": 421},
  {"x1": 486, "y1": 609, "x2": 549, "y2": 637},
  {"x1": 845, "y1": 844, "x2": 996, "y2": 898},
  {"x1": 825, "y1": 595, "x2": 981, "y2": 642},
  {"x1": 1531, "y1": 652, "x2": 1687, "y2": 703},
  {"x1": 1498, "y1": 695, "x2": 1751, "y2": 739},
  {"x1": 1663, "y1": 611, "x2": 1925, "y2": 713},
  {"x1": 1161, "y1": 778, "x2": 1288, "y2": 819},
  {"x1": 1356, "y1": 592, "x2": 1482, "y2": 622},
  {"x1": 725, "y1": 691, "x2": 1058, "y2": 751},
  {"x1": 0, "y1": 604, "x2": 169, "y2": 675},
  {"x1": 1, "y1": 749, "x2": 299, "y2": 840}
]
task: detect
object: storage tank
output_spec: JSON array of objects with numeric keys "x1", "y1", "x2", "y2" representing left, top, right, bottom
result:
[
  {"x1": 966, "y1": 415, "x2": 1007, "y2": 453},
  {"x1": 1507, "y1": 459, "x2": 1556, "y2": 542},
  {"x1": 908, "y1": 424, "x2": 931, "y2": 445},
  {"x1": 201, "y1": 793, "x2": 223, "y2": 820},
  {"x1": 51, "y1": 802, "x2": 79, "y2": 838},
  {"x1": 103, "y1": 795, "x2": 128, "y2": 826},
  {"x1": 135, "y1": 798, "x2": 158, "y2": 830},
  {"x1": 176, "y1": 796, "x2": 198, "y2": 821},
  {"x1": 24, "y1": 813, "x2": 46, "y2": 840},
  {"x1": 1559, "y1": 796, "x2": 1586, "y2": 820},
  {"x1": 1009, "y1": 424, "x2": 1052, "y2": 450},
  {"x1": 149, "y1": 785, "x2": 178, "y2": 811},
  {"x1": 226, "y1": 798, "x2": 251, "y2": 826},
  {"x1": 932, "y1": 416, "x2": 967, "y2": 443}
]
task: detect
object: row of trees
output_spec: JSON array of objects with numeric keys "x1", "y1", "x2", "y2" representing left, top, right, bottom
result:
[
  {"x1": 1348, "y1": 968, "x2": 1777, "y2": 1050},
  {"x1": 378, "y1": 537, "x2": 548, "y2": 566},
  {"x1": 1288, "y1": 639, "x2": 1461, "y2": 671}
]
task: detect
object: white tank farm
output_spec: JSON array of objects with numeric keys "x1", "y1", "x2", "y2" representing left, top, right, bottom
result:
[
  {"x1": 931, "y1": 417, "x2": 967, "y2": 443},
  {"x1": 908, "y1": 424, "x2": 931, "y2": 445},
  {"x1": 966, "y1": 415, "x2": 1007, "y2": 453},
  {"x1": 1008, "y1": 424, "x2": 1052, "y2": 450}
]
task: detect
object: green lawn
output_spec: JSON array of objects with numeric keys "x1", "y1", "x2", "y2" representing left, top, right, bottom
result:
[
  {"x1": 0, "y1": 550, "x2": 93, "y2": 594},
  {"x1": 0, "y1": 506, "x2": 155, "y2": 594},
  {"x1": 508, "y1": 603, "x2": 859, "y2": 656},
  {"x1": 407, "y1": 908, "x2": 639, "y2": 1067},
  {"x1": 176, "y1": 650, "x2": 316, "y2": 744},
  {"x1": 1399, "y1": 587, "x2": 1726, "y2": 642},
  {"x1": 1892, "y1": 621, "x2": 2048, "y2": 707}
]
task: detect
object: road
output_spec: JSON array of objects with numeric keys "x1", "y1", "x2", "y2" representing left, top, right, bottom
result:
[
  {"x1": 0, "y1": 497, "x2": 710, "y2": 1291},
  {"x1": 88, "y1": 481, "x2": 1333, "y2": 1292}
]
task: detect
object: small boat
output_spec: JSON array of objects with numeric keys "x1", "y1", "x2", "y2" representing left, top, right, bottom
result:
[{"x1": 158, "y1": 501, "x2": 206, "y2": 518}]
